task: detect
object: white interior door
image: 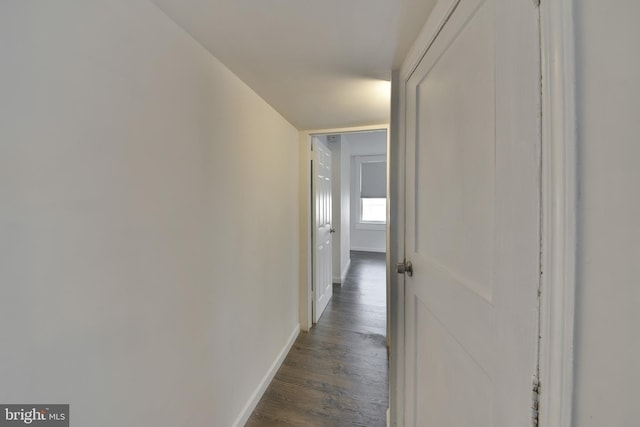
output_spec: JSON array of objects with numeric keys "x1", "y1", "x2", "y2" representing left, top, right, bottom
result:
[
  {"x1": 401, "y1": 0, "x2": 541, "y2": 425},
  {"x1": 312, "y1": 137, "x2": 333, "y2": 323}
]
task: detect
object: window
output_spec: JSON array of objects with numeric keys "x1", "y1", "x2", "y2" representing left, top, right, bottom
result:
[
  {"x1": 361, "y1": 198, "x2": 386, "y2": 222},
  {"x1": 356, "y1": 155, "x2": 386, "y2": 226}
]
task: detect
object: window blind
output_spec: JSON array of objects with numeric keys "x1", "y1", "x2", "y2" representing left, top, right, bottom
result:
[{"x1": 360, "y1": 161, "x2": 386, "y2": 198}]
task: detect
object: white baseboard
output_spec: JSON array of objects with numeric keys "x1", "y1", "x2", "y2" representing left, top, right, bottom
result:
[
  {"x1": 351, "y1": 246, "x2": 386, "y2": 253},
  {"x1": 231, "y1": 323, "x2": 300, "y2": 427},
  {"x1": 341, "y1": 258, "x2": 351, "y2": 282},
  {"x1": 333, "y1": 258, "x2": 352, "y2": 284}
]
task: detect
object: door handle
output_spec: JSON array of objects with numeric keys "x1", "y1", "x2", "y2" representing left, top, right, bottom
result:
[
  {"x1": 329, "y1": 228, "x2": 336, "y2": 233},
  {"x1": 396, "y1": 260, "x2": 413, "y2": 277}
]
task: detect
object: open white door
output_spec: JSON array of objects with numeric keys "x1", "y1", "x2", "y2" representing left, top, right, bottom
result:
[
  {"x1": 312, "y1": 137, "x2": 333, "y2": 323},
  {"x1": 399, "y1": 0, "x2": 541, "y2": 425}
]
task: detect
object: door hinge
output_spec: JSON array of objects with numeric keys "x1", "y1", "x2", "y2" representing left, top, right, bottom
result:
[
  {"x1": 531, "y1": 374, "x2": 540, "y2": 426},
  {"x1": 532, "y1": 0, "x2": 540, "y2": 7}
]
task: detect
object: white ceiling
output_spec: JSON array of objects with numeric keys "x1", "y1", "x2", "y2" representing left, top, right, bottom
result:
[{"x1": 151, "y1": 0, "x2": 437, "y2": 130}]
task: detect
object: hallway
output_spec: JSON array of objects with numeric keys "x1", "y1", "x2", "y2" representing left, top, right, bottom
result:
[{"x1": 246, "y1": 251, "x2": 388, "y2": 426}]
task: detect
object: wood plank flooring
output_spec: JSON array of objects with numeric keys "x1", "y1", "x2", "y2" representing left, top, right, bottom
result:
[{"x1": 246, "y1": 251, "x2": 388, "y2": 426}]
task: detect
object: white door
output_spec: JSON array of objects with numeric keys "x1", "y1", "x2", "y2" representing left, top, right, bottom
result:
[
  {"x1": 312, "y1": 137, "x2": 333, "y2": 323},
  {"x1": 401, "y1": 0, "x2": 541, "y2": 425}
]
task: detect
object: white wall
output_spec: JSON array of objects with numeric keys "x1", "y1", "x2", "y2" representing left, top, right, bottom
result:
[
  {"x1": 0, "y1": 2, "x2": 299, "y2": 426},
  {"x1": 572, "y1": 1, "x2": 640, "y2": 425},
  {"x1": 347, "y1": 132, "x2": 387, "y2": 252}
]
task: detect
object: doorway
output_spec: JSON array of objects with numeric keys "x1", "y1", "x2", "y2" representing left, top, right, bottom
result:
[{"x1": 298, "y1": 126, "x2": 390, "y2": 334}]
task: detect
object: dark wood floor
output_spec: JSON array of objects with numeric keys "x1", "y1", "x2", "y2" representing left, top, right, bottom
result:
[{"x1": 246, "y1": 251, "x2": 388, "y2": 427}]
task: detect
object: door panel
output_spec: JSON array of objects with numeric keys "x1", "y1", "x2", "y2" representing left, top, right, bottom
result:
[
  {"x1": 415, "y1": 1, "x2": 495, "y2": 301},
  {"x1": 414, "y1": 301, "x2": 492, "y2": 427},
  {"x1": 313, "y1": 137, "x2": 333, "y2": 323},
  {"x1": 403, "y1": 0, "x2": 541, "y2": 425}
]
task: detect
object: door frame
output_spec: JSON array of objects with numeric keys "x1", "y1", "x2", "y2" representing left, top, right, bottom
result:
[
  {"x1": 538, "y1": 0, "x2": 577, "y2": 425},
  {"x1": 298, "y1": 124, "x2": 390, "y2": 332},
  {"x1": 389, "y1": 0, "x2": 576, "y2": 425}
]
